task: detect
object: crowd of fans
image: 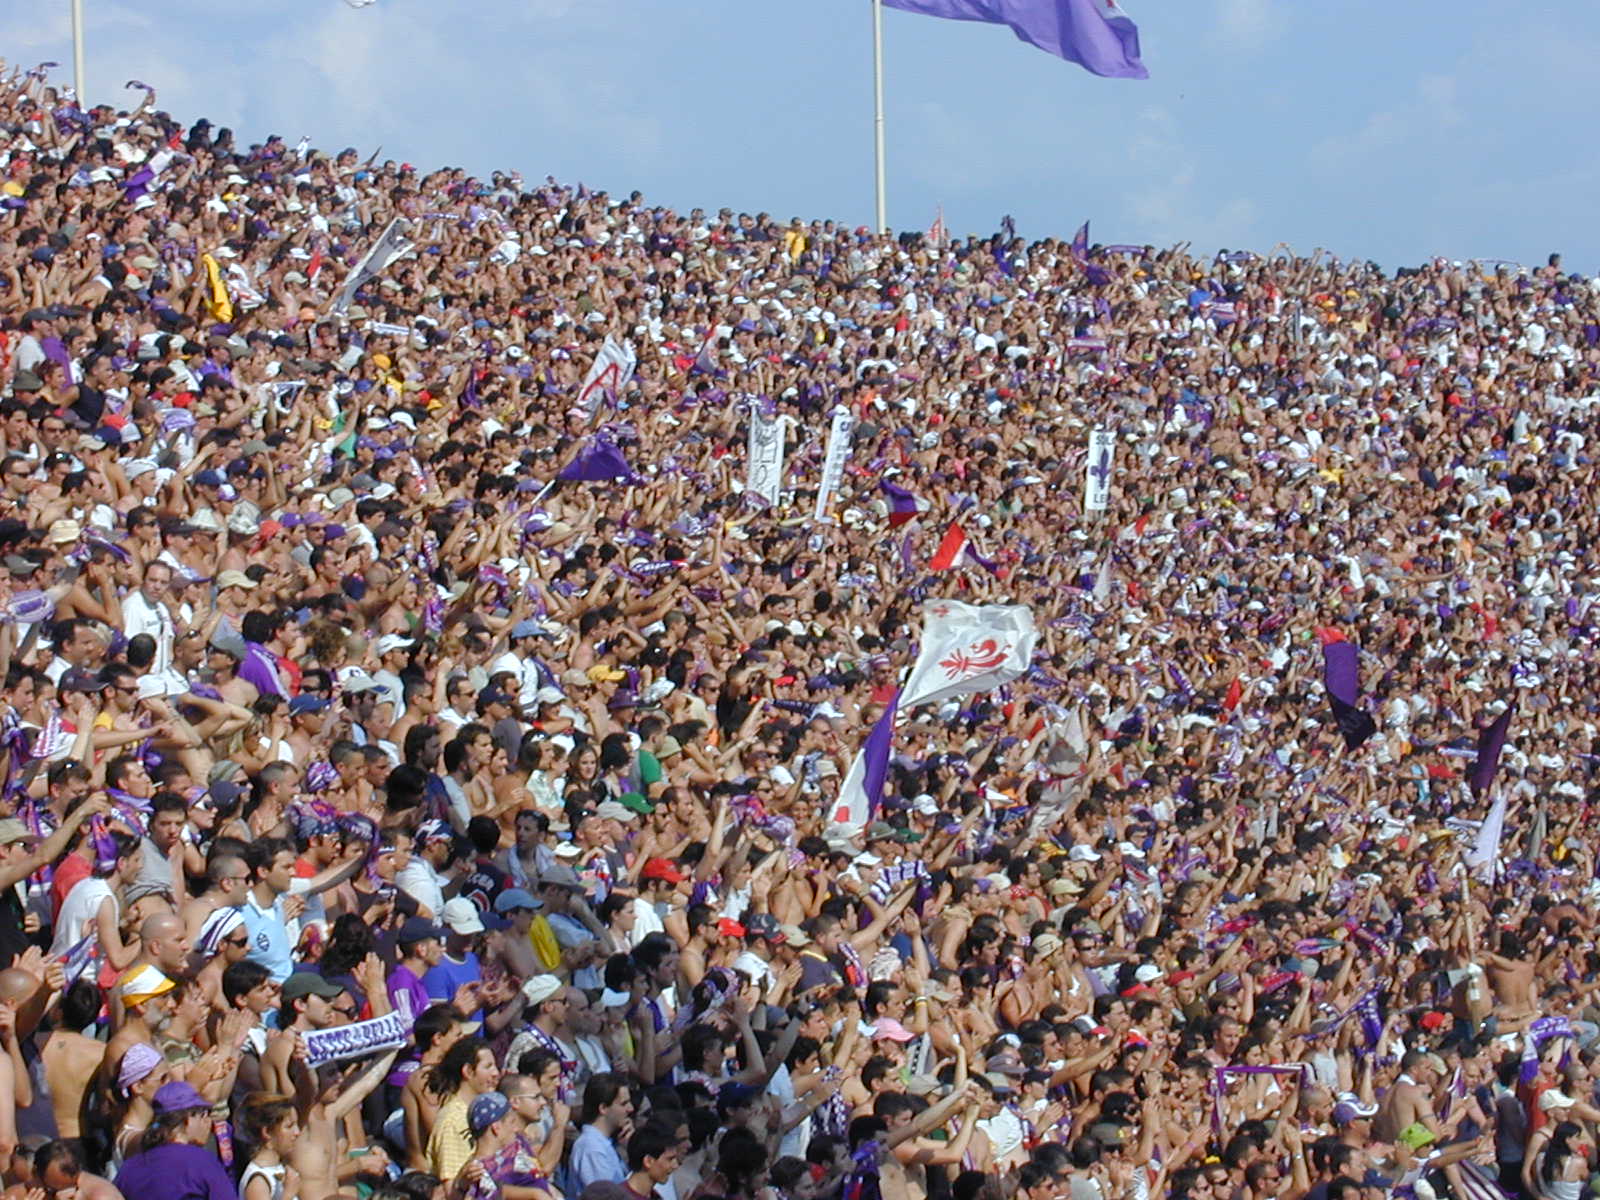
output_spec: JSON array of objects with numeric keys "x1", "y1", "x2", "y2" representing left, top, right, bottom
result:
[{"x1": 0, "y1": 53, "x2": 1597, "y2": 1200}]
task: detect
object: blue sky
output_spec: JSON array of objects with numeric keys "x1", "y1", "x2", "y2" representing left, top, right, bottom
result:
[{"x1": 9, "y1": 1, "x2": 1600, "y2": 269}]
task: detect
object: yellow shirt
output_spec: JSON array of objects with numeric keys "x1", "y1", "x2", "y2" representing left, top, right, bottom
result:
[{"x1": 427, "y1": 1093, "x2": 474, "y2": 1181}]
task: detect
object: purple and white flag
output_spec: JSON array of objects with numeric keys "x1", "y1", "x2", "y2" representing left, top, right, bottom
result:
[
  {"x1": 1084, "y1": 427, "x2": 1114, "y2": 511},
  {"x1": 900, "y1": 599, "x2": 1038, "y2": 711},
  {"x1": 832, "y1": 691, "x2": 900, "y2": 828},
  {"x1": 1464, "y1": 791, "x2": 1507, "y2": 883}
]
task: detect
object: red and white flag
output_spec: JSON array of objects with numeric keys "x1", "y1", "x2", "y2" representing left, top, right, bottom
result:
[
  {"x1": 900, "y1": 600, "x2": 1037, "y2": 710},
  {"x1": 929, "y1": 522, "x2": 968, "y2": 570},
  {"x1": 928, "y1": 206, "x2": 946, "y2": 249}
]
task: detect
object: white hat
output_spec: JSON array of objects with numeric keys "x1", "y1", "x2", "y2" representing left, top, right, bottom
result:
[
  {"x1": 374, "y1": 633, "x2": 415, "y2": 656},
  {"x1": 1068, "y1": 845, "x2": 1102, "y2": 863},
  {"x1": 441, "y1": 897, "x2": 484, "y2": 935},
  {"x1": 521, "y1": 975, "x2": 563, "y2": 1006}
]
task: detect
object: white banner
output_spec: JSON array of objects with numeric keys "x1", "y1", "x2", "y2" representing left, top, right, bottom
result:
[
  {"x1": 900, "y1": 600, "x2": 1038, "y2": 711},
  {"x1": 746, "y1": 401, "x2": 786, "y2": 508},
  {"x1": 332, "y1": 218, "x2": 414, "y2": 315},
  {"x1": 1084, "y1": 427, "x2": 1115, "y2": 511},
  {"x1": 303, "y1": 1008, "x2": 412, "y2": 1067},
  {"x1": 576, "y1": 334, "x2": 638, "y2": 423},
  {"x1": 813, "y1": 406, "x2": 853, "y2": 523}
]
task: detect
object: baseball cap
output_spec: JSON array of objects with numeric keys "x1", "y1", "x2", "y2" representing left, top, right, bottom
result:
[
  {"x1": 511, "y1": 619, "x2": 542, "y2": 640},
  {"x1": 415, "y1": 818, "x2": 453, "y2": 846},
  {"x1": 281, "y1": 972, "x2": 345, "y2": 1002},
  {"x1": 215, "y1": 569, "x2": 256, "y2": 591},
  {"x1": 397, "y1": 917, "x2": 445, "y2": 946},
  {"x1": 534, "y1": 686, "x2": 564, "y2": 705},
  {"x1": 538, "y1": 864, "x2": 585, "y2": 891},
  {"x1": 0, "y1": 819, "x2": 37, "y2": 847},
  {"x1": 642, "y1": 857, "x2": 686, "y2": 884},
  {"x1": 152, "y1": 1081, "x2": 210, "y2": 1115},
  {"x1": 58, "y1": 668, "x2": 107, "y2": 694},
  {"x1": 441, "y1": 897, "x2": 485, "y2": 935},
  {"x1": 493, "y1": 888, "x2": 542, "y2": 914},
  {"x1": 468, "y1": 1091, "x2": 510, "y2": 1136},
  {"x1": 478, "y1": 688, "x2": 513, "y2": 709},
  {"x1": 1333, "y1": 1095, "x2": 1378, "y2": 1124},
  {"x1": 374, "y1": 633, "x2": 415, "y2": 655},
  {"x1": 617, "y1": 791, "x2": 652, "y2": 815},
  {"x1": 872, "y1": 1018, "x2": 915, "y2": 1043},
  {"x1": 1540, "y1": 1090, "x2": 1577, "y2": 1113},
  {"x1": 288, "y1": 694, "x2": 331, "y2": 716},
  {"x1": 521, "y1": 975, "x2": 563, "y2": 1005}
]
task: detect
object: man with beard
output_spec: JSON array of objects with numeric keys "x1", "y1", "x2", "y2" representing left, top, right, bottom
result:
[{"x1": 101, "y1": 966, "x2": 180, "y2": 1090}]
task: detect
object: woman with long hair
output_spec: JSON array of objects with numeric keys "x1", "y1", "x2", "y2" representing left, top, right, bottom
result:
[{"x1": 422, "y1": 1035, "x2": 501, "y2": 1181}]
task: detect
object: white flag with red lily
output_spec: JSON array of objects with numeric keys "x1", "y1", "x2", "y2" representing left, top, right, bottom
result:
[{"x1": 900, "y1": 600, "x2": 1038, "y2": 711}]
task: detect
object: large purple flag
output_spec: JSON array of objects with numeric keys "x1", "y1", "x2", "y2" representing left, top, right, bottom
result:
[
  {"x1": 884, "y1": 0, "x2": 1148, "y2": 78},
  {"x1": 1470, "y1": 701, "x2": 1515, "y2": 795},
  {"x1": 1321, "y1": 640, "x2": 1375, "y2": 751},
  {"x1": 558, "y1": 438, "x2": 637, "y2": 484}
]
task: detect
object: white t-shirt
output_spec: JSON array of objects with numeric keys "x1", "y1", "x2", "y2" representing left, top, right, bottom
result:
[{"x1": 52, "y1": 876, "x2": 115, "y2": 956}]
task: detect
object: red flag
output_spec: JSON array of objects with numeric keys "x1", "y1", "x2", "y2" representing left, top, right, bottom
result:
[
  {"x1": 1223, "y1": 677, "x2": 1243, "y2": 712},
  {"x1": 307, "y1": 249, "x2": 324, "y2": 281},
  {"x1": 1314, "y1": 626, "x2": 1346, "y2": 646},
  {"x1": 930, "y1": 522, "x2": 968, "y2": 571}
]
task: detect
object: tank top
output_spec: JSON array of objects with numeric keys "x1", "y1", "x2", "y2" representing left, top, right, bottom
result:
[{"x1": 240, "y1": 1159, "x2": 287, "y2": 1200}]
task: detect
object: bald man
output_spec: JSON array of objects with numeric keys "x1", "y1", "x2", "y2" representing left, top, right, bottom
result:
[{"x1": 109, "y1": 913, "x2": 192, "y2": 1032}]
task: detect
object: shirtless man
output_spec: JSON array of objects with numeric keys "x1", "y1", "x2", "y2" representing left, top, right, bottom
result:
[
  {"x1": 1373, "y1": 1050, "x2": 1466, "y2": 1146},
  {"x1": 39, "y1": 982, "x2": 106, "y2": 1145},
  {"x1": 99, "y1": 968, "x2": 179, "y2": 1093},
  {"x1": 876, "y1": 1079, "x2": 985, "y2": 1200},
  {"x1": 1484, "y1": 931, "x2": 1539, "y2": 1032},
  {"x1": 28, "y1": 1140, "x2": 124, "y2": 1200},
  {"x1": 286, "y1": 1047, "x2": 398, "y2": 1200}
]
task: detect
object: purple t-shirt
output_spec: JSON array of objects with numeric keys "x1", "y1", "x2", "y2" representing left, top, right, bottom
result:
[
  {"x1": 387, "y1": 962, "x2": 431, "y2": 1022},
  {"x1": 115, "y1": 1143, "x2": 236, "y2": 1200},
  {"x1": 238, "y1": 642, "x2": 286, "y2": 698}
]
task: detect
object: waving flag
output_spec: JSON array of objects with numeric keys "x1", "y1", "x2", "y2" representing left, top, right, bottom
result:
[
  {"x1": 1464, "y1": 791, "x2": 1507, "y2": 883},
  {"x1": 900, "y1": 600, "x2": 1038, "y2": 710},
  {"x1": 884, "y1": 0, "x2": 1147, "y2": 76},
  {"x1": 833, "y1": 693, "x2": 900, "y2": 827},
  {"x1": 576, "y1": 334, "x2": 638, "y2": 422},
  {"x1": 928, "y1": 206, "x2": 947, "y2": 248},
  {"x1": 1322, "y1": 639, "x2": 1376, "y2": 751},
  {"x1": 1070, "y1": 219, "x2": 1089, "y2": 261},
  {"x1": 930, "y1": 522, "x2": 969, "y2": 570},
  {"x1": 880, "y1": 478, "x2": 925, "y2": 526},
  {"x1": 332, "y1": 217, "x2": 413, "y2": 314},
  {"x1": 558, "y1": 437, "x2": 637, "y2": 484},
  {"x1": 1470, "y1": 702, "x2": 1515, "y2": 795}
]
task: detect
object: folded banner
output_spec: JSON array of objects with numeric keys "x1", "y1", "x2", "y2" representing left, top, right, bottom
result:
[
  {"x1": 303, "y1": 1008, "x2": 413, "y2": 1068},
  {"x1": 883, "y1": 0, "x2": 1148, "y2": 78},
  {"x1": 576, "y1": 334, "x2": 638, "y2": 423},
  {"x1": 813, "y1": 406, "x2": 854, "y2": 523},
  {"x1": 1083, "y1": 427, "x2": 1115, "y2": 511},
  {"x1": 746, "y1": 400, "x2": 785, "y2": 507},
  {"x1": 901, "y1": 600, "x2": 1038, "y2": 710},
  {"x1": 1321, "y1": 640, "x2": 1376, "y2": 751},
  {"x1": 332, "y1": 218, "x2": 414, "y2": 315}
]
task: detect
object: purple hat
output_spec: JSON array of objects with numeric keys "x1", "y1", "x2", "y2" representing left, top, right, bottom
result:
[{"x1": 152, "y1": 1080, "x2": 209, "y2": 1114}]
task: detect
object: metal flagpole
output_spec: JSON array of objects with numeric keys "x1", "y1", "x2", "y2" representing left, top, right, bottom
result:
[
  {"x1": 70, "y1": 0, "x2": 86, "y2": 103},
  {"x1": 872, "y1": 0, "x2": 887, "y2": 234}
]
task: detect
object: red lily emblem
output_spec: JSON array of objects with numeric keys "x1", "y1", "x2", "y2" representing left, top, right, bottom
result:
[{"x1": 939, "y1": 638, "x2": 1011, "y2": 679}]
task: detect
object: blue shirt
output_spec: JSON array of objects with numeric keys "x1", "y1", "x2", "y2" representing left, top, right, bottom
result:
[
  {"x1": 568, "y1": 1125, "x2": 626, "y2": 1195},
  {"x1": 423, "y1": 951, "x2": 484, "y2": 1024},
  {"x1": 240, "y1": 891, "x2": 294, "y2": 983}
]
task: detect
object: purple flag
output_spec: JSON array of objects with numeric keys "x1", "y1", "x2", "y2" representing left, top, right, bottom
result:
[
  {"x1": 1322, "y1": 640, "x2": 1375, "y2": 751},
  {"x1": 1470, "y1": 701, "x2": 1515, "y2": 795},
  {"x1": 559, "y1": 438, "x2": 638, "y2": 484},
  {"x1": 833, "y1": 690, "x2": 900, "y2": 826},
  {"x1": 1070, "y1": 219, "x2": 1089, "y2": 261},
  {"x1": 881, "y1": 478, "x2": 922, "y2": 527},
  {"x1": 884, "y1": 0, "x2": 1148, "y2": 77}
]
